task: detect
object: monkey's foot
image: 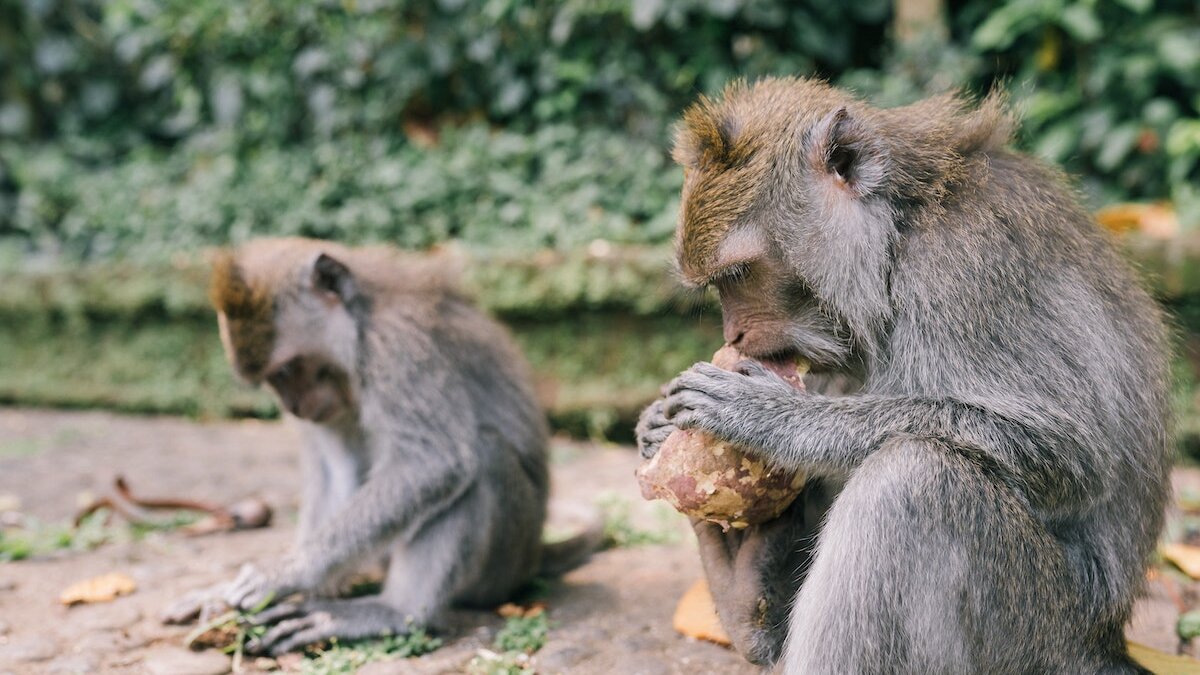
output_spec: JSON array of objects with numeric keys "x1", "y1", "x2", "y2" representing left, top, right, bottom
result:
[{"x1": 244, "y1": 598, "x2": 421, "y2": 656}]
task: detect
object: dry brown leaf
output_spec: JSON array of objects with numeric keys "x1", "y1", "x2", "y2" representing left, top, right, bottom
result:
[
  {"x1": 496, "y1": 601, "x2": 546, "y2": 619},
  {"x1": 497, "y1": 603, "x2": 524, "y2": 618},
  {"x1": 1161, "y1": 543, "x2": 1200, "y2": 579},
  {"x1": 1127, "y1": 641, "x2": 1200, "y2": 674},
  {"x1": 1095, "y1": 203, "x2": 1179, "y2": 239},
  {"x1": 672, "y1": 579, "x2": 730, "y2": 646},
  {"x1": 59, "y1": 572, "x2": 136, "y2": 606}
]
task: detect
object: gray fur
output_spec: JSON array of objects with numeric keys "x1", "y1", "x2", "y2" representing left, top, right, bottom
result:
[
  {"x1": 167, "y1": 239, "x2": 575, "y2": 655},
  {"x1": 645, "y1": 79, "x2": 1169, "y2": 674}
]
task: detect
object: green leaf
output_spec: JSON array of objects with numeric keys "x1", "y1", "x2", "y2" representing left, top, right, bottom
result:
[
  {"x1": 1178, "y1": 610, "x2": 1200, "y2": 640},
  {"x1": 1114, "y1": 0, "x2": 1152, "y2": 13},
  {"x1": 1059, "y1": 4, "x2": 1102, "y2": 42},
  {"x1": 1096, "y1": 123, "x2": 1141, "y2": 171}
]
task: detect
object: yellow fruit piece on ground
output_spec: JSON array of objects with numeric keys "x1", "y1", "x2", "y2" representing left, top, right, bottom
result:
[
  {"x1": 1128, "y1": 641, "x2": 1200, "y2": 674},
  {"x1": 59, "y1": 571, "x2": 137, "y2": 605},
  {"x1": 672, "y1": 578, "x2": 731, "y2": 646},
  {"x1": 1161, "y1": 543, "x2": 1200, "y2": 579}
]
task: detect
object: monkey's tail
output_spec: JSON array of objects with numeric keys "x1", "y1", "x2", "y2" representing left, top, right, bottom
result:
[{"x1": 539, "y1": 500, "x2": 607, "y2": 577}]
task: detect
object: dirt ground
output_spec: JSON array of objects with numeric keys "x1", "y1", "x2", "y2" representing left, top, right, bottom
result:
[{"x1": 0, "y1": 408, "x2": 1195, "y2": 674}]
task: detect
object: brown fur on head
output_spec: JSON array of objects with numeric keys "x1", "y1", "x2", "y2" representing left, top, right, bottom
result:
[
  {"x1": 209, "y1": 237, "x2": 461, "y2": 385},
  {"x1": 210, "y1": 250, "x2": 276, "y2": 382},
  {"x1": 672, "y1": 77, "x2": 1013, "y2": 285}
]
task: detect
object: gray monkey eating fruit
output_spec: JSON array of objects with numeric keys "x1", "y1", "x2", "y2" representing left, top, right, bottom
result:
[{"x1": 637, "y1": 78, "x2": 1170, "y2": 674}]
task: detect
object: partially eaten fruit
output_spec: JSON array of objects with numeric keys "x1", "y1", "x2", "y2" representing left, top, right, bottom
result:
[{"x1": 636, "y1": 345, "x2": 808, "y2": 530}]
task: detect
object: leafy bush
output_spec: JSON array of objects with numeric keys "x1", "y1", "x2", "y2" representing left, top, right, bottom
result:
[{"x1": 0, "y1": 0, "x2": 1195, "y2": 256}]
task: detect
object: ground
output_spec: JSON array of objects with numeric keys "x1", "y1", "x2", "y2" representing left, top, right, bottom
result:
[{"x1": 0, "y1": 408, "x2": 1194, "y2": 674}]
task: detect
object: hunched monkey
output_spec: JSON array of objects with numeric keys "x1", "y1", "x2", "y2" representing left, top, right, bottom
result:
[
  {"x1": 638, "y1": 78, "x2": 1170, "y2": 673},
  {"x1": 165, "y1": 238, "x2": 598, "y2": 654}
]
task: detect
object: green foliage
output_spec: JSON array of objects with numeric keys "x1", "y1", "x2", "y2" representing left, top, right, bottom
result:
[
  {"x1": 7, "y1": 0, "x2": 1194, "y2": 262},
  {"x1": 596, "y1": 492, "x2": 682, "y2": 548},
  {"x1": 0, "y1": 509, "x2": 165, "y2": 561},
  {"x1": 465, "y1": 611, "x2": 550, "y2": 675},
  {"x1": 961, "y1": 0, "x2": 1200, "y2": 221},
  {"x1": 3, "y1": 126, "x2": 682, "y2": 259},
  {"x1": 465, "y1": 650, "x2": 534, "y2": 675},
  {"x1": 493, "y1": 613, "x2": 549, "y2": 654},
  {"x1": 300, "y1": 628, "x2": 442, "y2": 675},
  {"x1": 1177, "y1": 609, "x2": 1200, "y2": 641}
]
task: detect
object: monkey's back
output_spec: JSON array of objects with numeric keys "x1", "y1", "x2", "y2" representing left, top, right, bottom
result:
[
  {"x1": 886, "y1": 149, "x2": 1171, "y2": 621},
  {"x1": 363, "y1": 279, "x2": 550, "y2": 603}
]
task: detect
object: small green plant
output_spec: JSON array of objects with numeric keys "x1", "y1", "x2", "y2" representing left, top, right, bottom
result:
[
  {"x1": 300, "y1": 628, "x2": 443, "y2": 675},
  {"x1": 465, "y1": 649, "x2": 534, "y2": 675},
  {"x1": 0, "y1": 508, "x2": 200, "y2": 561},
  {"x1": 0, "y1": 531, "x2": 32, "y2": 561},
  {"x1": 466, "y1": 609, "x2": 549, "y2": 675},
  {"x1": 1177, "y1": 609, "x2": 1200, "y2": 641},
  {"x1": 494, "y1": 613, "x2": 549, "y2": 655},
  {"x1": 596, "y1": 492, "x2": 682, "y2": 549}
]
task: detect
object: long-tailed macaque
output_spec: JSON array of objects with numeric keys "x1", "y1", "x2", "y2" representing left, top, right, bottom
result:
[
  {"x1": 164, "y1": 238, "x2": 598, "y2": 654},
  {"x1": 638, "y1": 78, "x2": 1169, "y2": 674}
]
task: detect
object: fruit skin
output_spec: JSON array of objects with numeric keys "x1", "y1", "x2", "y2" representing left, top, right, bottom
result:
[{"x1": 635, "y1": 346, "x2": 807, "y2": 530}]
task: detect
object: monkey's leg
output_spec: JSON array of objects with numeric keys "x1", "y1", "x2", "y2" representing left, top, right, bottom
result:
[
  {"x1": 247, "y1": 492, "x2": 500, "y2": 655},
  {"x1": 780, "y1": 436, "x2": 1080, "y2": 675},
  {"x1": 694, "y1": 480, "x2": 835, "y2": 667}
]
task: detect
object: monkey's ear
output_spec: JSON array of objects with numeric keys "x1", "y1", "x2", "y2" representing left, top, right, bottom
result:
[
  {"x1": 312, "y1": 253, "x2": 358, "y2": 304},
  {"x1": 808, "y1": 107, "x2": 885, "y2": 196}
]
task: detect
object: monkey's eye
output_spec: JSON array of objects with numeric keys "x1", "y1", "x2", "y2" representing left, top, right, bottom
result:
[
  {"x1": 711, "y1": 262, "x2": 750, "y2": 288},
  {"x1": 266, "y1": 360, "x2": 297, "y2": 387}
]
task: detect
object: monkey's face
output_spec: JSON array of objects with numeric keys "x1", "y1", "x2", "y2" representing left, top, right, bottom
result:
[
  {"x1": 263, "y1": 354, "x2": 355, "y2": 424},
  {"x1": 673, "y1": 79, "x2": 898, "y2": 371},
  {"x1": 703, "y1": 231, "x2": 852, "y2": 371},
  {"x1": 213, "y1": 245, "x2": 364, "y2": 425}
]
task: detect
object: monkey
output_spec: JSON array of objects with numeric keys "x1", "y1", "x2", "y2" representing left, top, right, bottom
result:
[
  {"x1": 162, "y1": 237, "x2": 601, "y2": 655},
  {"x1": 637, "y1": 78, "x2": 1170, "y2": 674}
]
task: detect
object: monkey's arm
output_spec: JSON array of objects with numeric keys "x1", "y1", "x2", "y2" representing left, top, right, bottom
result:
[
  {"x1": 664, "y1": 362, "x2": 1109, "y2": 515},
  {"x1": 226, "y1": 439, "x2": 476, "y2": 610}
]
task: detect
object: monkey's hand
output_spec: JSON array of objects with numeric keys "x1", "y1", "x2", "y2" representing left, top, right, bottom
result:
[
  {"x1": 636, "y1": 397, "x2": 675, "y2": 459},
  {"x1": 159, "y1": 581, "x2": 232, "y2": 625},
  {"x1": 224, "y1": 559, "x2": 318, "y2": 611},
  {"x1": 664, "y1": 361, "x2": 797, "y2": 451}
]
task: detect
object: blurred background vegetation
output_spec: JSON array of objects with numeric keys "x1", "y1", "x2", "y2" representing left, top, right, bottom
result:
[{"x1": 0, "y1": 0, "x2": 1198, "y2": 445}]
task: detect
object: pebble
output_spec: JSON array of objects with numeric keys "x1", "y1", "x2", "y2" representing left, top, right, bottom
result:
[
  {"x1": 2, "y1": 635, "x2": 59, "y2": 663},
  {"x1": 45, "y1": 653, "x2": 99, "y2": 673},
  {"x1": 537, "y1": 644, "x2": 588, "y2": 671},
  {"x1": 140, "y1": 647, "x2": 231, "y2": 675},
  {"x1": 72, "y1": 603, "x2": 143, "y2": 632},
  {"x1": 0, "y1": 621, "x2": 9, "y2": 637},
  {"x1": 0, "y1": 579, "x2": 15, "y2": 592}
]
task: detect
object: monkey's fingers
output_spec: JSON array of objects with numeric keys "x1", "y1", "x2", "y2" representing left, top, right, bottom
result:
[
  {"x1": 244, "y1": 602, "x2": 304, "y2": 626},
  {"x1": 247, "y1": 611, "x2": 334, "y2": 656},
  {"x1": 159, "y1": 584, "x2": 230, "y2": 625},
  {"x1": 224, "y1": 564, "x2": 276, "y2": 610},
  {"x1": 666, "y1": 362, "x2": 736, "y2": 396},
  {"x1": 664, "y1": 391, "x2": 719, "y2": 420}
]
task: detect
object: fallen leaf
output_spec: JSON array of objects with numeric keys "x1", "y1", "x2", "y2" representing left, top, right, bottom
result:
[
  {"x1": 497, "y1": 603, "x2": 524, "y2": 618},
  {"x1": 1128, "y1": 641, "x2": 1200, "y2": 674},
  {"x1": 1095, "y1": 203, "x2": 1179, "y2": 239},
  {"x1": 497, "y1": 601, "x2": 546, "y2": 619},
  {"x1": 1161, "y1": 543, "x2": 1200, "y2": 579},
  {"x1": 59, "y1": 572, "x2": 136, "y2": 605},
  {"x1": 672, "y1": 579, "x2": 730, "y2": 646}
]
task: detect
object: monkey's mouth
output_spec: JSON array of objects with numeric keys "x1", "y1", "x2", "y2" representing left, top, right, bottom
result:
[{"x1": 752, "y1": 350, "x2": 810, "y2": 388}]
